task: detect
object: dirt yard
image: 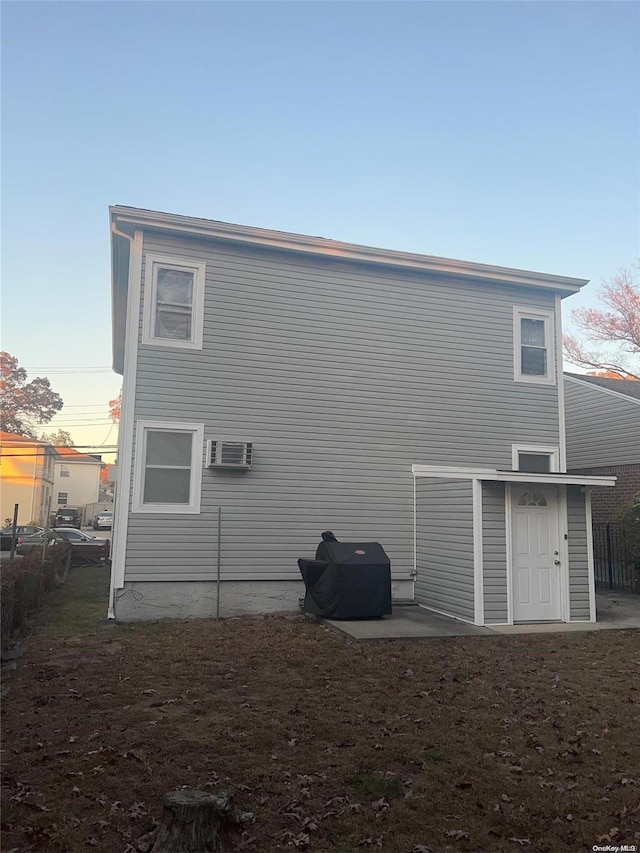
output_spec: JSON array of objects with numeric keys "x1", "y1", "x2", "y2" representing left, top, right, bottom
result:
[{"x1": 2, "y1": 566, "x2": 639, "y2": 853}]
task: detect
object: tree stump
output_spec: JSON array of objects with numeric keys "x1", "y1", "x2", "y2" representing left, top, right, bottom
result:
[{"x1": 150, "y1": 789, "x2": 253, "y2": 852}]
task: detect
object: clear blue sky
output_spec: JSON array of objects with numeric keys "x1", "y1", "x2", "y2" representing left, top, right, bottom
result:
[{"x1": 2, "y1": 1, "x2": 639, "y2": 456}]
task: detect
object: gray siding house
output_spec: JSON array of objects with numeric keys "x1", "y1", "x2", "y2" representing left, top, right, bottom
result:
[
  {"x1": 108, "y1": 206, "x2": 614, "y2": 625},
  {"x1": 564, "y1": 373, "x2": 640, "y2": 524}
]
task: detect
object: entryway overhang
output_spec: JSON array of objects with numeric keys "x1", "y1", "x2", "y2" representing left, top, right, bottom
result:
[
  {"x1": 411, "y1": 465, "x2": 617, "y2": 488},
  {"x1": 412, "y1": 465, "x2": 617, "y2": 628}
]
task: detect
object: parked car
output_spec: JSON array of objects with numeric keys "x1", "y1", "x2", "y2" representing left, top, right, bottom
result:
[
  {"x1": 0, "y1": 525, "x2": 44, "y2": 551},
  {"x1": 0, "y1": 524, "x2": 44, "y2": 551},
  {"x1": 93, "y1": 511, "x2": 113, "y2": 530},
  {"x1": 17, "y1": 528, "x2": 110, "y2": 564},
  {"x1": 55, "y1": 507, "x2": 82, "y2": 529}
]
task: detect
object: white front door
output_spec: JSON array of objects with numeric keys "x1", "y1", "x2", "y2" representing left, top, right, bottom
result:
[{"x1": 512, "y1": 485, "x2": 562, "y2": 622}]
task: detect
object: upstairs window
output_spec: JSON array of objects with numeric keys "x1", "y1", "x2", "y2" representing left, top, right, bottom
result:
[
  {"x1": 513, "y1": 308, "x2": 555, "y2": 384},
  {"x1": 142, "y1": 254, "x2": 206, "y2": 350},
  {"x1": 60, "y1": 467, "x2": 70, "y2": 478},
  {"x1": 57, "y1": 492, "x2": 68, "y2": 504}
]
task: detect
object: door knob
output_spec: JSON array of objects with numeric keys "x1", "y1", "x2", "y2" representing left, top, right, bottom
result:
[{"x1": 554, "y1": 559, "x2": 561, "y2": 565}]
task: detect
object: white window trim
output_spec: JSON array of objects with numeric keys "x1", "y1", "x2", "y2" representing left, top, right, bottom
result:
[
  {"x1": 512, "y1": 444, "x2": 560, "y2": 473},
  {"x1": 513, "y1": 307, "x2": 556, "y2": 385},
  {"x1": 132, "y1": 420, "x2": 204, "y2": 514},
  {"x1": 142, "y1": 253, "x2": 206, "y2": 350}
]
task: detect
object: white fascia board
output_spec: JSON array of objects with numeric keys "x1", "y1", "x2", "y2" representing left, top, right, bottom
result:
[
  {"x1": 555, "y1": 295, "x2": 567, "y2": 471},
  {"x1": 495, "y1": 471, "x2": 617, "y2": 487},
  {"x1": 412, "y1": 464, "x2": 497, "y2": 478},
  {"x1": 472, "y1": 479, "x2": 484, "y2": 627},
  {"x1": 411, "y1": 464, "x2": 616, "y2": 487},
  {"x1": 110, "y1": 207, "x2": 587, "y2": 294}
]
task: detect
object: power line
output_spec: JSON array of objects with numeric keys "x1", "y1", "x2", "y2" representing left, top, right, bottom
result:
[
  {"x1": 98, "y1": 422, "x2": 116, "y2": 449},
  {"x1": 23, "y1": 365, "x2": 112, "y2": 370},
  {"x1": 45, "y1": 420, "x2": 116, "y2": 425},
  {"x1": 0, "y1": 445, "x2": 119, "y2": 452},
  {"x1": 1, "y1": 446, "x2": 119, "y2": 452},
  {"x1": 23, "y1": 368, "x2": 114, "y2": 375},
  {"x1": 0, "y1": 450, "x2": 118, "y2": 459}
]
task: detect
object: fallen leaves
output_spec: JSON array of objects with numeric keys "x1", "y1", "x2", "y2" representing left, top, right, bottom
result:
[
  {"x1": 3, "y1": 569, "x2": 640, "y2": 853},
  {"x1": 445, "y1": 828, "x2": 470, "y2": 840}
]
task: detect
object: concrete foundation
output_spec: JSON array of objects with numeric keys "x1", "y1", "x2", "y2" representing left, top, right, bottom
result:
[{"x1": 114, "y1": 578, "x2": 414, "y2": 621}]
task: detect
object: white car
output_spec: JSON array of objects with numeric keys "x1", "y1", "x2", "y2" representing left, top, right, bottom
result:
[{"x1": 93, "y1": 511, "x2": 113, "y2": 530}]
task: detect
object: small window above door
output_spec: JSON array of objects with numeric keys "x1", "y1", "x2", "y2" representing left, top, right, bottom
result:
[
  {"x1": 511, "y1": 444, "x2": 560, "y2": 473},
  {"x1": 518, "y1": 453, "x2": 551, "y2": 473}
]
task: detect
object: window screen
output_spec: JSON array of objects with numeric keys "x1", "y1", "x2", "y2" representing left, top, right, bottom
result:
[
  {"x1": 520, "y1": 318, "x2": 547, "y2": 376},
  {"x1": 518, "y1": 453, "x2": 551, "y2": 473},
  {"x1": 154, "y1": 268, "x2": 194, "y2": 341},
  {"x1": 142, "y1": 430, "x2": 193, "y2": 504}
]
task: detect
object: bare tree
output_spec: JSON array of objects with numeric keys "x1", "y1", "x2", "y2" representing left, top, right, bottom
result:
[{"x1": 563, "y1": 266, "x2": 640, "y2": 380}]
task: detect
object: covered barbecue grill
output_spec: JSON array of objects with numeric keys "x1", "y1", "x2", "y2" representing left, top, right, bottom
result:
[{"x1": 298, "y1": 532, "x2": 392, "y2": 619}]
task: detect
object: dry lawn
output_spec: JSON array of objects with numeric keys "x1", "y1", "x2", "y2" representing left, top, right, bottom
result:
[{"x1": 1, "y1": 566, "x2": 639, "y2": 853}]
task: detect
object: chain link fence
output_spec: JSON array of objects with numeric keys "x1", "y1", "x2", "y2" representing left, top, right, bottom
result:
[{"x1": 1, "y1": 545, "x2": 72, "y2": 649}]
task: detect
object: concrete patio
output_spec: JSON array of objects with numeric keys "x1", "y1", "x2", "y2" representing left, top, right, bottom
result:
[{"x1": 321, "y1": 590, "x2": 640, "y2": 641}]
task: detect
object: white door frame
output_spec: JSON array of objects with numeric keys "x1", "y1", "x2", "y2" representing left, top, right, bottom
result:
[{"x1": 506, "y1": 482, "x2": 569, "y2": 624}]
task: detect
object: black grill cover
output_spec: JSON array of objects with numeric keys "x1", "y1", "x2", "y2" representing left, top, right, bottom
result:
[{"x1": 298, "y1": 540, "x2": 392, "y2": 619}]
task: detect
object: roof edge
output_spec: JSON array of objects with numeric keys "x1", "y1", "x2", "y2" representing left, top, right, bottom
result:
[
  {"x1": 411, "y1": 464, "x2": 616, "y2": 487},
  {"x1": 564, "y1": 374, "x2": 640, "y2": 406},
  {"x1": 110, "y1": 206, "x2": 588, "y2": 294}
]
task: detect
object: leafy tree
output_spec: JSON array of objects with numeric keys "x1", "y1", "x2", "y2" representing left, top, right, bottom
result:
[
  {"x1": 587, "y1": 370, "x2": 639, "y2": 380},
  {"x1": 109, "y1": 389, "x2": 121, "y2": 423},
  {"x1": 0, "y1": 352, "x2": 64, "y2": 438},
  {"x1": 39, "y1": 429, "x2": 74, "y2": 446},
  {"x1": 564, "y1": 266, "x2": 640, "y2": 380}
]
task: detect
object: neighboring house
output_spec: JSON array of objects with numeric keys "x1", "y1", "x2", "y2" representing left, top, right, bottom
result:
[
  {"x1": 0, "y1": 431, "x2": 58, "y2": 525},
  {"x1": 564, "y1": 373, "x2": 640, "y2": 523},
  {"x1": 52, "y1": 446, "x2": 102, "y2": 514},
  {"x1": 108, "y1": 205, "x2": 615, "y2": 625}
]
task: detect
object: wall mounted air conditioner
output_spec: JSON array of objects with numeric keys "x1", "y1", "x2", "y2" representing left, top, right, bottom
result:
[{"x1": 206, "y1": 440, "x2": 253, "y2": 470}]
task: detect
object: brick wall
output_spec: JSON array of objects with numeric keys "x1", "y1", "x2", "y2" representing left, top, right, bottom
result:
[{"x1": 568, "y1": 464, "x2": 640, "y2": 524}]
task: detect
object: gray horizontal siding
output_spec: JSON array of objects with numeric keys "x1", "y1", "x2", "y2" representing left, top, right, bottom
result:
[
  {"x1": 415, "y1": 479, "x2": 474, "y2": 620},
  {"x1": 567, "y1": 485, "x2": 591, "y2": 620},
  {"x1": 565, "y1": 377, "x2": 640, "y2": 468},
  {"x1": 482, "y1": 481, "x2": 508, "y2": 624},
  {"x1": 123, "y1": 232, "x2": 561, "y2": 583}
]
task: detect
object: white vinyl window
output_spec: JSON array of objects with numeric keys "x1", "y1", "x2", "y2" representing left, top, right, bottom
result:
[
  {"x1": 513, "y1": 308, "x2": 555, "y2": 384},
  {"x1": 132, "y1": 421, "x2": 204, "y2": 514},
  {"x1": 142, "y1": 254, "x2": 206, "y2": 350},
  {"x1": 512, "y1": 444, "x2": 560, "y2": 473},
  {"x1": 60, "y1": 467, "x2": 70, "y2": 478},
  {"x1": 57, "y1": 492, "x2": 68, "y2": 504}
]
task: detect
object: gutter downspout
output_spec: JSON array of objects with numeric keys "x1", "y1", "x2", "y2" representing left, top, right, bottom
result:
[{"x1": 107, "y1": 221, "x2": 133, "y2": 620}]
